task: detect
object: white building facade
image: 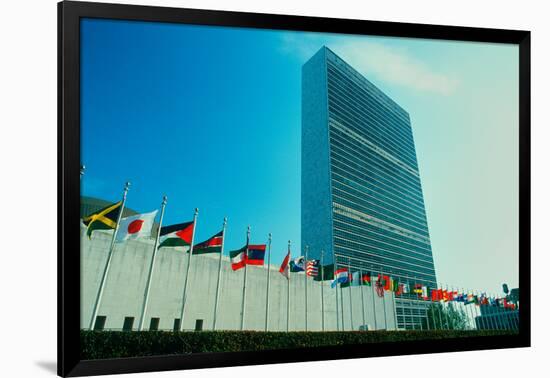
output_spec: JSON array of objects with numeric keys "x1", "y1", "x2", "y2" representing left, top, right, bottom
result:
[{"x1": 81, "y1": 227, "x2": 397, "y2": 332}]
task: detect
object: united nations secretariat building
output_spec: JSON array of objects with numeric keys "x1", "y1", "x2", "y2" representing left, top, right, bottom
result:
[{"x1": 302, "y1": 47, "x2": 437, "y2": 330}]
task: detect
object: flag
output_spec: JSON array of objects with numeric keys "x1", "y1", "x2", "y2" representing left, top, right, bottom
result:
[
  {"x1": 392, "y1": 279, "x2": 400, "y2": 293},
  {"x1": 421, "y1": 286, "x2": 429, "y2": 299},
  {"x1": 115, "y1": 210, "x2": 158, "y2": 242},
  {"x1": 82, "y1": 201, "x2": 122, "y2": 238},
  {"x1": 313, "y1": 264, "x2": 334, "y2": 281},
  {"x1": 351, "y1": 271, "x2": 361, "y2": 286},
  {"x1": 413, "y1": 284, "x2": 423, "y2": 295},
  {"x1": 306, "y1": 260, "x2": 319, "y2": 277},
  {"x1": 383, "y1": 275, "x2": 391, "y2": 291},
  {"x1": 289, "y1": 256, "x2": 305, "y2": 272},
  {"x1": 331, "y1": 268, "x2": 349, "y2": 288},
  {"x1": 229, "y1": 246, "x2": 247, "y2": 271},
  {"x1": 247, "y1": 244, "x2": 266, "y2": 265},
  {"x1": 401, "y1": 283, "x2": 409, "y2": 294},
  {"x1": 431, "y1": 289, "x2": 442, "y2": 302},
  {"x1": 158, "y1": 221, "x2": 194, "y2": 249},
  {"x1": 361, "y1": 272, "x2": 372, "y2": 286},
  {"x1": 279, "y1": 250, "x2": 291, "y2": 279},
  {"x1": 192, "y1": 230, "x2": 223, "y2": 254},
  {"x1": 351, "y1": 272, "x2": 371, "y2": 286}
]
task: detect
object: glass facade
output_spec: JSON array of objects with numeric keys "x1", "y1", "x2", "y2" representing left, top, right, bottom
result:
[{"x1": 302, "y1": 47, "x2": 437, "y2": 329}]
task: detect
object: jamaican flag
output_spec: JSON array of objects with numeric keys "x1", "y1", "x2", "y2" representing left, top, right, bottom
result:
[{"x1": 82, "y1": 201, "x2": 122, "y2": 238}]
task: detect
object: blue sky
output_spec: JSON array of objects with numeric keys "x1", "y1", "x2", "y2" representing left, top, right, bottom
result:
[{"x1": 81, "y1": 19, "x2": 518, "y2": 295}]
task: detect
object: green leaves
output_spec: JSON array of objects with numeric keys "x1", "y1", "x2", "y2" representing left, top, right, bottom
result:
[{"x1": 80, "y1": 329, "x2": 517, "y2": 360}]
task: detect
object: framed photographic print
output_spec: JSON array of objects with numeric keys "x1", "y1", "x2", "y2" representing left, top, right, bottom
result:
[{"x1": 58, "y1": 0, "x2": 530, "y2": 376}]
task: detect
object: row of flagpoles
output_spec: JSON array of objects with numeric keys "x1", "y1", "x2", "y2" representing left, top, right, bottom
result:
[{"x1": 82, "y1": 175, "x2": 518, "y2": 332}]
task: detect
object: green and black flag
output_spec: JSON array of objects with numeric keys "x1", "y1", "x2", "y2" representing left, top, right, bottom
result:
[
  {"x1": 314, "y1": 263, "x2": 335, "y2": 282},
  {"x1": 192, "y1": 231, "x2": 223, "y2": 254},
  {"x1": 82, "y1": 201, "x2": 122, "y2": 238}
]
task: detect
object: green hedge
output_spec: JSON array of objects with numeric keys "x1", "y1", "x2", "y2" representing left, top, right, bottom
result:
[{"x1": 81, "y1": 329, "x2": 517, "y2": 360}]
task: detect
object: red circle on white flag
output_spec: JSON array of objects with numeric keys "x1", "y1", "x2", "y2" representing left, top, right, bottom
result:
[{"x1": 127, "y1": 219, "x2": 144, "y2": 234}]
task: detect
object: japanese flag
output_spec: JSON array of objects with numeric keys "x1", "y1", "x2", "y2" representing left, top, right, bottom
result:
[{"x1": 116, "y1": 210, "x2": 158, "y2": 242}]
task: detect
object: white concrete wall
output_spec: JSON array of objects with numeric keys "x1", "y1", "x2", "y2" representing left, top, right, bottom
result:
[{"x1": 81, "y1": 226, "x2": 396, "y2": 331}]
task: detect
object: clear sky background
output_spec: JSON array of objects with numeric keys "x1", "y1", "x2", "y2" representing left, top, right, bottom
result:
[{"x1": 81, "y1": 18, "x2": 518, "y2": 295}]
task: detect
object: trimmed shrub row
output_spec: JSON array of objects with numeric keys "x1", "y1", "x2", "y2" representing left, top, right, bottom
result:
[{"x1": 81, "y1": 329, "x2": 517, "y2": 360}]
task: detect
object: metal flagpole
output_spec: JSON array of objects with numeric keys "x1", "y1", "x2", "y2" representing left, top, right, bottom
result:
[
  {"x1": 304, "y1": 245, "x2": 309, "y2": 331},
  {"x1": 360, "y1": 269, "x2": 366, "y2": 330},
  {"x1": 437, "y1": 285, "x2": 446, "y2": 329},
  {"x1": 264, "y1": 233, "x2": 272, "y2": 331},
  {"x1": 80, "y1": 165, "x2": 85, "y2": 179},
  {"x1": 486, "y1": 292, "x2": 493, "y2": 330},
  {"x1": 320, "y1": 250, "x2": 325, "y2": 332},
  {"x1": 340, "y1": 280, "x2": 345, "y2": 330},
  {"x1": 445, "y1": 284, "x2": 451, "y2": 329},
  {"x1": 287, "y1": 240, "x2": 291, "y2": 332},
  {"x1": 138, "y1": 195, "x2": 167, "y2": 331},
  {"x1": 371, "y1": 271, "x2": 377, "y2": 330},
  {"x1": 424, "y1": 282, "x2": 430, "y2": 331},
  {"x1": 347, "y1": 258, "x2": 353, "y2": 330},
  {"x1": 493, "y1": 292, "x2": 503, "y2": 329},
  {"x1": 88, "y1": 181, "x2": 130, "y2": 330},
  {"x1": 417, "y1": 277, "x2": 423, "y2": 330},
  {"x1": 426, "y1": 280, "x2": 435, "y2": 330},
  {"x1": 392, "y1": 285, "x2": 399, "y2": 331},
  {"x1": 212, "y1": 217, "x2": 228, "y2": 331},
  {"x1": 480, "y1": 293, "x2": 493, "y2": 328},
  {"x1": 380, "y1": 269, "x2": 388, "y2": 330},
  {"x1": 179, "y1": 208, "x2": 199, "y2": 331},
  {"x1": 240, "y1": 226, "x2": 251, "y2": 331},
  {"x1": 467, "y1": 289, "x2": 477, "y2": 329},
  {"x1": 466, "y1": 289, "x2": 474, "y2": 329},
  {"x1": 335, "y1": 261, "x2": 340, "y2": 331}
]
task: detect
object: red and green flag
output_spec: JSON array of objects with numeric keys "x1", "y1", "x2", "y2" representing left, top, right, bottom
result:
[
  {"x1": 361, "y1": 272, "x2": 372, "y2": 286},
  {"x1": 158, "y1": 221, "x2": 194, "y2": 249},
  {"x1": 192, "y1": 230, "x2": 223, "y2": 254}
]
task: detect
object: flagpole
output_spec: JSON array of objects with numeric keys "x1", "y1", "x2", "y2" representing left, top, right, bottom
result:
[
  {"x1": 360, "y1": 269, "x2": 366, "y2": 330},
  {"x1": 381, "y1": 269, "x2": 388, "y2": 330},
  {"x1": 491, "y1": 294, "x2": 498, "y2": 329},
  {"x1": 179, "y1": 208, "x2": 199, "y2": 331},
  {"x1": 371, "y1": 270, "x2": 377, "y2": 330},
  {"x1": 264, "y1": 233, "x2": 272, "y2": 332},
  {"x1": 240, "y1": 226, "x2": 250, "y2": 331},
  {"x1": 430, "y1": 285, "x2": 437, "y2": 330},
  {"x1": 467, "y1": 289, "x2": 476, "y2": 329},
  {"x1": 88, "y1": 181, "x2": 130, "y2": 330},
  {"x1": 287, "y1": 240, "x2": 291, "y2": 332},
  {"x1": 392, "y1": 280, "x2": 399, "y2": 331},
  {"x1": 444, "y1": 284, "x2": 450, "y2": 330},
  {"x1": 422, "y1": 277, "x2": 427, "y2": 331},
  {"x1": 320, "y1": 250, "x2": 325, "y2": 332},
  {"x1": 335, "y1": 261, "x2": 340, "y2": 331},
  {"x1": 347, "y1": 258, "x2": 353, "y2": 330},
  {"x1": 304, "y1": 245, "x2": 309, "y2": 331},
  {"x1": 212, "y1": 217, "x2": 228, "y2": 331},
  {"x1": 340, "y1": 280, "x2": 345, "y2": 330},
  {"x1": 463, "y1": 288, "x2": 473, "y2": 329},
  {"x1": 437, "y1": 285, "x2": 444, "y2": 330},
  {"x1": 138, "y1": 195, "x2": 167, "y2": 331},
  {"x1": 492, "y1": 292, "x2": 502, "y2": 329}
]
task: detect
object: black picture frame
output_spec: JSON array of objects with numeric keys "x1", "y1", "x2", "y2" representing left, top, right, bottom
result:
[{"x1": 58, "y1": 1, "x2": 531, "y2": 376}]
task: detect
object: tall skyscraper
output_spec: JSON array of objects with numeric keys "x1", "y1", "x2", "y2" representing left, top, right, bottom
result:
[{"x1": 302, "y1": 46, "x2": 437, "y2": 329}]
